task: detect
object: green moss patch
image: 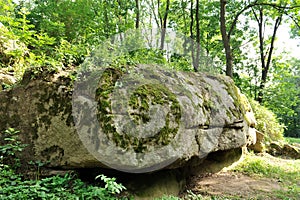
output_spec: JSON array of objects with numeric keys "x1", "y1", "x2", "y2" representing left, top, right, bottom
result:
[{"x1": 96, "y1": 68, "x2": 181, "y2": 153}]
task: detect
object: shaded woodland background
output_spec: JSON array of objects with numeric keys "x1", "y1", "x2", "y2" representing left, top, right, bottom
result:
[{"x1": 1, "y1": 0, "x2": 300, "y2": 137}]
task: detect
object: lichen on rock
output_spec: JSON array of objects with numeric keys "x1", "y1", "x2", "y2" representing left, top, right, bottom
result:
[
  {"x1": 95, "y1": 67, "x2": 181, "y2": 153},
  {"x1": 0, "y1": 65, "x2": 256, "y2": 172}
]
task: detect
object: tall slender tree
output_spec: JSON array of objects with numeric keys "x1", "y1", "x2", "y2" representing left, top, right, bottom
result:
[
  {"x1": 252, "y1": 6, "x2": 283, "y2": 103},
  {"x1": 135, "y1": 0, "x2": 140, "y2": 29},
  {"x1": 160, "y1": 0, "x2": 170, "y2": 50},
  {"x1": 220, "y1": 0, "x2": 233, "y2": 77}
]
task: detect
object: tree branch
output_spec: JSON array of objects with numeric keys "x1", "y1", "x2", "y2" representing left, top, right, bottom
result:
[{"x1": 228, "y1": 1, "x2": 300, "y2": 38}]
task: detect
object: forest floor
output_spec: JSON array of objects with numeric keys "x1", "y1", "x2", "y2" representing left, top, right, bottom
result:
[
  {"x1": 186, "y1": 171, "x2": 283, "y2": 199},
  {"x1": 182, "y1": 153, "x2": 300, "y2": 200}
]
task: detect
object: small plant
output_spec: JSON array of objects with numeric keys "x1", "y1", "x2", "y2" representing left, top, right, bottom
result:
[
  {"x1": 95, "y1": 174, "x2": 126, "y2": 195},
  {"x1": 28, "y1": 160, "x2": 49, "y2": 180},
  {"x1": 0, "y1": 128, "x2": 26, "y2": 156},
  {"x1": 0, "y1": 128, "x2": 128, "y2": 199},
  {"x1": 154, "y1": 195, "x2": 182, "y2": 200},
  {"x1": 0, "y1": 128, "x2": 27, "y2": 169}
]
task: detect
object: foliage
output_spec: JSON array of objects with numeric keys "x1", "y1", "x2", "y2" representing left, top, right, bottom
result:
[
  {"x1": 249, "y1": 98, "x2": 285, "y2": 143},
  {"x1": 1, "y1": 0, "x2": 299, "y2": 136},
  {"x1": 155, "y1": 195, "x2": 182, "y2": 200},
  {"x1": 0, "y1": 128, "x2": 127, "y2": 200},
  {"x1": 25, "y1": 0, "x2": 135, "y2": 45},
  {"x1": 0, "y1": 128, "x2": 25, "y2": 157},
  {"x1": 120, "y1": 49, "x2": 194, "y2": 72},
  {"x1": 0, "y1": 4, "x2": 57, "y2": 77},
  {"x1": 0, "y1": 1, "x2": 88, "y2": 80},
  {"x1": 0, "y1": 128, "x2": 27, "y2": 169},
  {"x1": 263, "y1": 58, "x2": 300, "y2": 138},
  {"x1": 0, "y1": 170, "x2": 127, "y2": 200},
  {"x1": 112, "y1": 49, "x2": 168, "y2": 67},
  {"x1": 95, "y1": 174, "x2": 126, "y2": 195},
  {"x1": 236, "y1": 58, "x2": 300, "y2": 138}
]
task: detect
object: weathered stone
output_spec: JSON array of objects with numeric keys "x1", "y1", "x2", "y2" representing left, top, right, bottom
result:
[
  {"x1": 0, "y1": 73, "x2": 16, "y2": 91},
  {"x1": 267, "y1": 142, "x2": 300, "y2": 159},
  {"x1": 127, "y1": 170, "x2": 186, "y2": 199},
  {"x1": 282, "y1": 144, "x2": 300, "y2": 159},
  {"x1": 0, "y1": 65, "x2": 256, "y2": 172},
  {"x1": 248, "y1": 130, "x2": 265, "y2": 153}
]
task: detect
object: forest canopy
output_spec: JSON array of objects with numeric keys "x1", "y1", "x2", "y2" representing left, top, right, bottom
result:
[{"x1": 0, "y1": 0, "x2": 299, "y2": 137}]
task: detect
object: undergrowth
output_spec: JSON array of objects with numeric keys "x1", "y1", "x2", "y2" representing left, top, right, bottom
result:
[
  {"x1": 0, "y1": 128, "x2": 128, "y2": 200},
  {"x1": 0, "y1": 169, "x2": 127, "y2": 200},
  {"x1": 249, "y1": 99, "x2": 285, "y2": 144}
]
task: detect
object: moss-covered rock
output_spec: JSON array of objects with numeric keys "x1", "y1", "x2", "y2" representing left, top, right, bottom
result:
[
  {"x1": 72, "y1": 65, "x2": 256, "y2": 172},
  {"x1": 0, "y1": 65, "x2": 256, "y2": 172}
]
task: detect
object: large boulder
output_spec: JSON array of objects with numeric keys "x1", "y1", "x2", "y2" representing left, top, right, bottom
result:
[{"x1": 0, "y1": 65, "x2": 256, "y2": 173}]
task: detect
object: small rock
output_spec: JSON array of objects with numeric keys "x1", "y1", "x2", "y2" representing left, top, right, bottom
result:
[
  {"x1": 248, "y1": 130, "x2": 265, "y2": 153},
  {"x1": 0, "y1": 73, "x2": 16, "y2": 91},
  {"x1": 267, "y1": 142, "x2": 300, "y2": 159},
  {"x1": 282, "y1": 144, "x2": 300, "y2": 159}
]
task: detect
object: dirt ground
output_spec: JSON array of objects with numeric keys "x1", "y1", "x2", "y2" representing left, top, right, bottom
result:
[{"x1": 184, "y1": 171, "x2": 283, "y2": 199}]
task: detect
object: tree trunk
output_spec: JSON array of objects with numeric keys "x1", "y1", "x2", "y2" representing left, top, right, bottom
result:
[
  {"x1": 149, "y1": 0, "x2": 161, "y2": 29},
  {"x1": 160, "y1": 0, "x2": 170, "y2": 50},
  {"x1": 195, "y1": 0, "x2": 200, "y2": 71},
  {"x1": 135, "y1": 0, "x2": 140, "y2": 29},
  {"x1": 190, "y1": 0, "x2": 196, "y2": 71},
  {"x1": 103, "y1": 1, "x2": 110, "y2": 38},
  {"x1": 220, "y1": 0, "x2": 233, "y2": 78},
  {"x1": 254, "y1": 7, "x2": 282, "y2": 103},
  {"x1": 181, "y1": 0, "x2": 189, "y2": 55}
]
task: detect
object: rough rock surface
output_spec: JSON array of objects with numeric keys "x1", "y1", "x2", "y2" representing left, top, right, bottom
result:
[
  {"x1": 248, "y1": 130, "x2": 265, "y2": 152},
  {"x1": 0, "y1": 71, "x2": 16, "y2": 91},
  {"x1": 0, "y1": 65, "x2": 256, "y2": 172},
  {"x1": 268, "y1": 142, "x2": 300, "y2": 159}
]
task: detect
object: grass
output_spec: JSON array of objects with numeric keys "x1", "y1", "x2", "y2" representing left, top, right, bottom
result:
[
  {"x1": 285, "y1": 137, "x2": 300, "y2": 145},
  {"x1": 155, "y1": 193, "x2": 228, "y2": 200},
  {"x1": 233, "y1": 152, "x2": 300, "y2": 199},
  {"x1": 161, "y1": 152, "x2": 300, "y2": 200}
]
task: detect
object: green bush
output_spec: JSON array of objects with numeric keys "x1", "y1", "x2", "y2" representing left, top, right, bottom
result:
[
  {"x1": 0, "y1": 128, "x2": 127, "y2": 200},
  {"x1": 0, "y1": 128, "x2": 27, "y2": 169},
  {"x1": 249, "y1": 99, "x2": 285, "y2": 143},
  {"x1": 0, "y1": 170, "x2": 127, "y2": 200}
]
